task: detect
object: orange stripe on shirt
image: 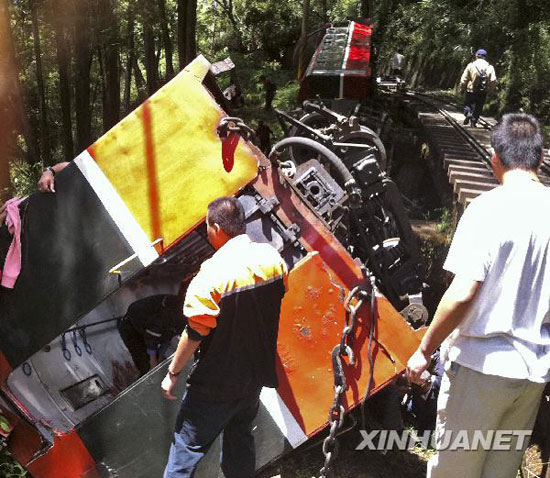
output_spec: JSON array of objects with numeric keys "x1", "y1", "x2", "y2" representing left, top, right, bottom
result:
[{"x1": 183, "y1": 235, "x2": 288, "y2": 337}]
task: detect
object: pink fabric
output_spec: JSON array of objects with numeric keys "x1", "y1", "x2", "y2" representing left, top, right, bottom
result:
[{"x1": 2, "y1": 197, "x2": 25, "y2": 288}]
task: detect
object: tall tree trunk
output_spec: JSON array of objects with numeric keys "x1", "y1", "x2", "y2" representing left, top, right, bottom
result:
[
  {"x1": 157, "y1": 0, "x2": 174, "y2": 79},
  {"x1": 0, "y1": 0, "x2": 37, "y2": 169},
  {"x1": 177, "y1": 0, "x2": 184, "y2": 69},
  {"x1": 0, "y1": 0, "x2": 20, "y2": 191},
  {"x1": 321, "y1": 0, "x2": 327, "y2": 21},
  {"x1": 141, "y1": 0, "x2": 158, "y2": 95},
  {"x1": 50, "y1": 0, "x2": 73, "y2": 161},
  {"x1": 211, "y1": 0, "x2": 244, "y2": 53},
  {"x1": 361, "y1": 0, "x2": 374, "y2": 19},
  {"x1": 133, "y1": 59, "x2": 147, "y2": 102},
  {"x1": 124, "y1": 7, "x2": 135, "y2": 111},
  {"x1": 73, "y1": 0, "x2": 93, "y2": 152},
  {"x1": 296, "y1": 0, "x2": 310, "y2": 80},
  {"x1": 31, "y1": 0, "x2": 50, "y2": 163},
  {"x1": 503, "y1": 0, "x2": 530, "y2": 112},
  {"x1": 371, "y1": 0, "x2": 397, "y2": 75},
  {"x1": 184, "y1": 0, "x2": 197, "y2": 66},
  {"x1": 98, "y1": 0, "x2": 120, "y2": 131},
  {"x1": 178, "y1": 0, "x2": 197, "y2": 69}
]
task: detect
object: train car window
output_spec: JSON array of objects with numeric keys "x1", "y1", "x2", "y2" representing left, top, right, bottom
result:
[{"x1": 60, "y1": 375, "x2": 107, "y2": 411}]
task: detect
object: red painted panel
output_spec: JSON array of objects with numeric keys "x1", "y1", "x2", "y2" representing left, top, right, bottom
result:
[
  {"x1": 254, "y1": 163, "x2": 363, "y2": 288},
  {"x1": 0, "y1": 399, "x2": 42, "y2": 467},
  {"x1": 345, "y1": 22, "x2": 372, "y2": 72},
  {"x1": 257, "y1": 167, "x2": 424, "y2": 437},
  {"x1": 342, "y1": 75, "x2": 371, "y2": 100},
  {"x1": 0, "y1": 349, "x2": 11, "y2": 382},
  {"x1": 27, "y1": 431, "x2": 100, "y2": 478}
]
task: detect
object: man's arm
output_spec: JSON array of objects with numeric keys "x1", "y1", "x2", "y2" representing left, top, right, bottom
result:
[
  {"x1": 406, "y1": 275, "x2": 481, "y2": 383},
  {"x1": 459, "y1": 65, "x2": 471, "y2": 91},
  {"x1": 37, "y1": 162, "x2": 70, "y2": 193},
  {"x1": 161, "y1": 329, "x2": 201, "y2": 400}
]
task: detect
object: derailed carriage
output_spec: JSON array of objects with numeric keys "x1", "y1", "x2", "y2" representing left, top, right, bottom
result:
[{"x1": 0, "y1": 52, "x2": 426, "y2": 477}]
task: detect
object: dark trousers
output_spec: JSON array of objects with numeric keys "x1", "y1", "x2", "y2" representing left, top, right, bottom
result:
[
  {"x1": 392, "y1": 67, "x2": 403, "y2": 76},
  {"x1": 464, "y1": 91, "x2": 487, "y2": 122},
  {"x1": 119, "y1": 316, "x2": 150, "y2": 376},
  {"x1": 164, "y1": 389, "x2": 261, "y2": 478},
  {"x1": 265, "y1": 91, "x2": 275, "y2": 110}
]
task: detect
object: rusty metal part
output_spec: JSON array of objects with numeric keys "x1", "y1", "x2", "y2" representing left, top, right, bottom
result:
[
  {"x1": 400, "y1": 303, "x2": 429, "y2": 328},
  {"x1": 360, "y1": 274, "x2": 378, "y2": 429},
  {"x1": 279, "y1": 101, "x2": 387, "y2": 170},
  {"x1": 217, "y1": 116, "x2": 256, "y2": 142},
  {"x1": 269, "y1": 136, "x2": 362, "y2": 207}
]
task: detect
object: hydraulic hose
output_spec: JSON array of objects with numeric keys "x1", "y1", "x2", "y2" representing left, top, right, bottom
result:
[{"x1": 269, "y1": 136, "x2": 358, "y2": 194}]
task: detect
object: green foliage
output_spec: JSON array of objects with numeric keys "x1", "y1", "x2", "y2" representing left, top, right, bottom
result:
[
  {"x1": 0, "y1": 440, "x2": 28, "y2": 478},
  {"x1": 435, "y1": 207, "x2": 454, "y2": 243},
  {"x1": 380, "y1": 0, "x2": 550, "y2": 123},
  {"x1": 273, "y1": 81, "x2": 300, "y2": 112},
  {"x1": 419, "y1": 208, "x2": 454, "y2": 294},
  {"x1": 9, "y1": 160, "x2": 42, "y2": 198},
  {"x1": 0, "y1": 415, "x2": 12, "y2": 436},
  {"x1": 326, "y1": 0, "x2": 361, "y2": 22},
  {"x1": 6, "y1": 0, "x2": 550, "y2": 182}
]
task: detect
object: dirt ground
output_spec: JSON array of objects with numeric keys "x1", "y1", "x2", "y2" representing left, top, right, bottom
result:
[
  {"x1": 257, "y1": 428, "x2": 432, "y2": 478},
  {"x1": 257, "y1": 431, "x2": 547, "y2": 478}
]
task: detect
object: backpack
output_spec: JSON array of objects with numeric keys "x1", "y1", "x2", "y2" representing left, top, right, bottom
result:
[{"x1": 473, "y1": 65, "x2": 489, "y2": 93}]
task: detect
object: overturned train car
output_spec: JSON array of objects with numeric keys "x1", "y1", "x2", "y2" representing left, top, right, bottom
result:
[
  {"x1": 299, "y1": 20, "x2": 374, "y2": 103},
  {"x1": 0, "y1": 56, "x2": 424, "y2": 477}
]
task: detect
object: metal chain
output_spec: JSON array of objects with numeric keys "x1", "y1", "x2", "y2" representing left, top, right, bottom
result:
[{"x1": 320, "y1": 286, "x2": 369, "y2": 478}]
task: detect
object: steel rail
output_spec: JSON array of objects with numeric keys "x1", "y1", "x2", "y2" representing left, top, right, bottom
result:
[
  {"x1": 406, "y1": 90, "x2": 492, "y2": 167},
  {"x1": 407, "y1": 90, "x2": 550, "y2": 177}
]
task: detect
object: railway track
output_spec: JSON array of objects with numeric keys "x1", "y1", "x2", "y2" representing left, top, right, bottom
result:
[{"x1": 400, "y1": 91, "x2": 550, "y2": 210}]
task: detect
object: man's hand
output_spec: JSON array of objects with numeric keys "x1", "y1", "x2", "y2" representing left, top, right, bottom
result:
[
  {"x1": 160, "y1": 330, "x2": 201, "y2": 401},
  {"x1": 406, "y1": 348, "x2": 431, "y2": 384},
  {"x1": 37, "y1": 170, "x2": 55, "y2": 193},
  {"x1": 37, "y1": 162, "x2": 70, "y2": 193},
  {"x1": 161, "y1": 373, "x2": 179, "y2": 400},
  {"x1": 406, "y1": 276, "x2": 481, "y2": 385}
]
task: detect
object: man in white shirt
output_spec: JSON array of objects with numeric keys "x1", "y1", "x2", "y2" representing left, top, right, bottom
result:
[
  {"x1": 459, "y1": 49, "x2": 497, "y2": 127},
  {"x1": 407, "y1": 113, "x2": 550, "y2": 477},
  {"x1": 392, "y1": 50, "x2": 405, "y2": 77}
]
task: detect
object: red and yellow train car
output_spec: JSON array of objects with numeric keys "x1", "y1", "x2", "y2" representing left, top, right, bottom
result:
[{"x1": 0, "y1": 56, "x2": 422, "y2": 477}]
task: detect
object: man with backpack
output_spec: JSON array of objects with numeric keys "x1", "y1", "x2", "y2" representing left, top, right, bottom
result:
[{"x1": 459, "y1": 49, "x2": 497, "y2": 127}]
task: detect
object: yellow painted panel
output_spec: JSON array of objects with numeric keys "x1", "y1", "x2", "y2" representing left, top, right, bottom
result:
[{"x1": 89, "y1": 56, "x2": 259, "y2": 248}]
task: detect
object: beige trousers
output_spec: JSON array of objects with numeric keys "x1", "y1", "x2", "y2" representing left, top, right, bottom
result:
[{"x1": 428, "y1": 362, "x2": 545, "y2": 478}]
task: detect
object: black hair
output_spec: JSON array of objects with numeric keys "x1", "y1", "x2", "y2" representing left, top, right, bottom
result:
[
  {"x1": 490, "y1": 113, "x2": 543, "y2": 171},
  {"x1": 207, "y1": 197, "x2": 246, "y2": 237}
]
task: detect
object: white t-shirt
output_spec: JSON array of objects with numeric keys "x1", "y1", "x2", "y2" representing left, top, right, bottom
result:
[
  {"x1": 472, "y1": 58, "x2": 497, "y2": 82},
  {"x1": 443, "y1": 173, "x2": 550, "y2": 382},
  {"x1": 392, "y1": 53, "x2": 405, "y2": 70}
]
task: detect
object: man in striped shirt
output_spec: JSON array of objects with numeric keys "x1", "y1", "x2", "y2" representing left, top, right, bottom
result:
[{"x1": 162, "y1": 196, "x2": 288, "y2": 478}]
